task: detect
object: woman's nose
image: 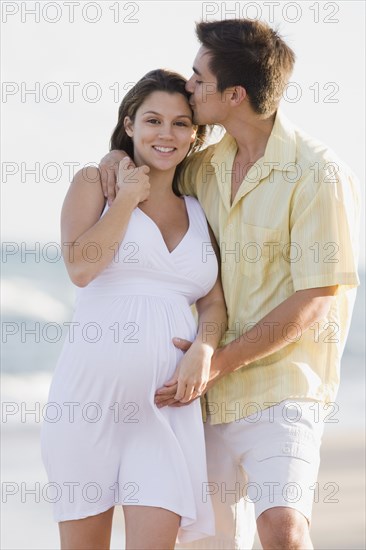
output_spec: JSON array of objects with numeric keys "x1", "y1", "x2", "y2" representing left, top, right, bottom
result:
[{"x1": 158, "y1": 125, "x2": 174, "y2": 139}]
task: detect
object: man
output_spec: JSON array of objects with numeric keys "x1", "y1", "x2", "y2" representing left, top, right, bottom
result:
[{"x1": 100, "y1": 19, "x2": 360, "y2": 550}]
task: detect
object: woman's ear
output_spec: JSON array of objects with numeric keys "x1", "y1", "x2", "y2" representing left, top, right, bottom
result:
[
  {"x1": 190, "y1": 126, "x2": 197, "y2": 144},
  {"x1": 124, "y1": 116, "x2": 134, "y2": 137}
]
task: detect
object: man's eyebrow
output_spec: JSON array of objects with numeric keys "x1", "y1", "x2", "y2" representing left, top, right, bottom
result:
[{"x1": 192, "y1": 66, "x2": 202, "y2": 76}]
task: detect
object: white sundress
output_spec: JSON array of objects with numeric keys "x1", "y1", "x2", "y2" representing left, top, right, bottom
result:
[{"x1": 40, "y1": 195, "x2": 218, "y2": 543}]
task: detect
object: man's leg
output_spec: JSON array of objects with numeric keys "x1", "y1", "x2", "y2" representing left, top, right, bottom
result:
[
  {"x1": 176, "y1": 419, "x2": 256, "y2": 550},
  {"x1": 257, "y1": 507, "x2": 312, "y2": 549},
  {"x1": 242, "y1": 400, "x2": 324, "y2": 550}
]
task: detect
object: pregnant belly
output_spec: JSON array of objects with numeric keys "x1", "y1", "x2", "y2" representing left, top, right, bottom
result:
[{"x1": 48, "y1": 295, "x2": 196, "y2": 405}]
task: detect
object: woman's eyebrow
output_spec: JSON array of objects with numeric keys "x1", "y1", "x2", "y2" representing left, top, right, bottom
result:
[
  {"x1": 142, "y1": 111, "x2": 192, "y2": 119},
  {"x1": 142, "y1": 111, "x2": 161, "y2": 116}
]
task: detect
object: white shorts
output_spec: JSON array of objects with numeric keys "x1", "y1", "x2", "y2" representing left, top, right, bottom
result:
[{"x1": 176, "y1": 399, "x2": 325, "y2": 550}]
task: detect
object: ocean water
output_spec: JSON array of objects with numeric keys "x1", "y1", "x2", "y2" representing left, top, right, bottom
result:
[{"x1": 1, "y1": 247, "x2": 365, "y2": 428}]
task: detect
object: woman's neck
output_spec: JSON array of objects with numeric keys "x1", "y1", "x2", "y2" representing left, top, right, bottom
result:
[{"x1": 135, "y1": 162, "x2": 177, "y2": 200}]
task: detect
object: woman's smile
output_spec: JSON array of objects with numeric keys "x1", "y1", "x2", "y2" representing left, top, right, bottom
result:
[{"x1": 124, "y1": 91, "x2": 196, "y2": 173}]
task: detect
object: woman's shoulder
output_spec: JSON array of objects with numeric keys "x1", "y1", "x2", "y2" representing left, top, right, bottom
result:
[
  {"x1": 62, "y1": 165, "x2": 105, "y2": 223},
  {"x1": 183, "y1": 194, "x2": 202, "y2": 209},
  {"x1": 68, "y1": 166, "x2": 105, "y2": 203},
  {"x1": 184, "y1": 195, "x2": 208, "y2": 226},
  {"x1": 73, "y1": 165, "x2": 101, "y2": 185}
]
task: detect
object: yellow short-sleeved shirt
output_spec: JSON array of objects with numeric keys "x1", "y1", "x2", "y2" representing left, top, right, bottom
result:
[{"x1": 180, "y1": 110, "x2": 360, "y2": 425}]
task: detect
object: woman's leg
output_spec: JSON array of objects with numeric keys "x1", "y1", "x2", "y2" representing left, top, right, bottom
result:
[
  {"x1": 123, "y1": 505, "x2": 180, "y2": 550},
  {"x1": 59, "y1": 506, "x2": 115, "y2": 549}
]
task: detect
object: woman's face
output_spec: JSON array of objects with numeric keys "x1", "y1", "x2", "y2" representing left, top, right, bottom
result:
[{"x1": 124, "y1": 91, "x2": 196, "y2": 173}]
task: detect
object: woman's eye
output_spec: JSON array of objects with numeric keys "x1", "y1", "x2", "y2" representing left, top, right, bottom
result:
[
  {"x1": 147, "y1": 119, "x2": 160, "y2": 124},
  {"x1": 175, "y1": 121, "x2": 189, "y2": 127}
]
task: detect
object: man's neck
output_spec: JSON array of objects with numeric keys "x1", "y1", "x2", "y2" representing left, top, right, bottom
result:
[
  {"x1": 224, "y1": 110, "x2": 276, "y2": 164},
  {"x1": 224, "y1": 109, "x2": 277, "y2": 206}
]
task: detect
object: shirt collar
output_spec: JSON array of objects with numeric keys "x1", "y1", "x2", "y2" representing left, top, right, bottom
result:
[
  {"x1": 263, "y1": 109, "x2": 297, "y2": 172},
  {"x1": 210, "y1": 109, "x2": 298, "y2": 174}
]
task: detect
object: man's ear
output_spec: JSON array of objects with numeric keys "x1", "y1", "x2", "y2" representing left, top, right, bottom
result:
[
  {"x1": 232, "y1": 86, "x2": 247, "y2": 105},
  {"x1": 124, "y1": 116, "x2": 134, "y2": 137},
  {"x1": 224, "y1": 86, "x2": 246, "y2": 106}
]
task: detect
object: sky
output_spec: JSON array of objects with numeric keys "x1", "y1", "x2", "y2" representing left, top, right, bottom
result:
[{"x1": 1, "y1": 0, "x2": 365, "y2": 265}]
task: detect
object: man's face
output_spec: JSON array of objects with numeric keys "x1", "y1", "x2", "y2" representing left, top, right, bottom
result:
[{"x1": 186, "y1": 46, "x2": 230, "y2": 125}]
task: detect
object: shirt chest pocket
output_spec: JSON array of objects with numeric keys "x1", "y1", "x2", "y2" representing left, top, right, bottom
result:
[{"x1": 240, "y1": 223, "x2": 282, "y2": 278}]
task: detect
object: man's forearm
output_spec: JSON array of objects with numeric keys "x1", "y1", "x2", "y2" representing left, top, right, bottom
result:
[{"x1": 215, "y1": 286, "x2": 337, "y2": 377}]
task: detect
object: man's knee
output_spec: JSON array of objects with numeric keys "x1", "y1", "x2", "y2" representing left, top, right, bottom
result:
[{"x1": 257, "y1": 507, "x2": 311, "y2": 549}]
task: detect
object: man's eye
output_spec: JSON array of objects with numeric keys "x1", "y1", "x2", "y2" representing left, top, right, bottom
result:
[{"x1": 196, "y1": 80, "x2": 203, "y2": 85}]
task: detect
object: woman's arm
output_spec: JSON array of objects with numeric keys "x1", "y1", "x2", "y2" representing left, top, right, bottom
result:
[
  {"x1": 161, "y1": 226, "x2": 228, "y2": 404},
  {"x1": 173, "y1": 280, "x2": 227, "y2": 403},
  {"x1": 61, "y1": 158, "x2": 150, "y2": 287}
]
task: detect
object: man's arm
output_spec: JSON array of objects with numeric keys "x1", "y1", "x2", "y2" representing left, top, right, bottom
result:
[
  {"x1": 155, "y1": 285, "x2": 337, "y2": 407},
  {"x1": 209, "y1": 284, "x2": 338, "y2": 381}
]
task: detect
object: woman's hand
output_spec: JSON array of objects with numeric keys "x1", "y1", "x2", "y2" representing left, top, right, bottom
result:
[
  {"x1": 155, "y1": 339, "x2": 226, "y2": 408},
  {"x1": 117, "y1": 157, "x2": 151, "y2": 206},
  {"x1": 167, "y1": 342, "x2": 214, "y2": 404},
  {"x1": 99, "y1": 150, "x2": 133, "y2": 205}
]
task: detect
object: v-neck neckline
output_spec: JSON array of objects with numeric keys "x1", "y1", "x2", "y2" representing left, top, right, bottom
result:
[{"x1": 136, "y1": 195, "x2": 191, "y2": 255}]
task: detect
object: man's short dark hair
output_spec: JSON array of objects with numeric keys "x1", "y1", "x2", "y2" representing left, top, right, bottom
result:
[{"x1": 196, "y1": 19, "x2": 295, "y2": 116}]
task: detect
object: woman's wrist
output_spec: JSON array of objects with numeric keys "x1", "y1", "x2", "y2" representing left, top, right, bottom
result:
[
  {"x1": 190, "y1": 340, "x2": 215, "y2": 358},
  {"x1": 114, "y1": 186, "x2": 140, "y2": 210}
]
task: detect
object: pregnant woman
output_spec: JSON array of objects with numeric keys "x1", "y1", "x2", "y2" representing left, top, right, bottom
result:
[{"x1": 41, "y1": 69, "x2": 227, "y2": 550}]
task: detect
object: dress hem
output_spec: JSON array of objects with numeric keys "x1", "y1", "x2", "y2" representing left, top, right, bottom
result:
[{"x1": 53, "y1": 499, "x2": 214, "y2": 543}]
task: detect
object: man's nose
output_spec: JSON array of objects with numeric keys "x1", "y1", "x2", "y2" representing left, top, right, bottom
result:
[{"x1": 185, "y1": 76, "x2": 194, "y2": 94}]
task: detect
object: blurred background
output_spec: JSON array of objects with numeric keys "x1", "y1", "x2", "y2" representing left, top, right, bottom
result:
[{"x1": 1, "y1": 1, "x2": 365, "y2": 548}]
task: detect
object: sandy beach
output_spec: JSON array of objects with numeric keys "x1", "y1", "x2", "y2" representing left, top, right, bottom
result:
[
  {"x1": 309, "y1": 429, "x2": 365, "y2": 550},
  {"x1": 1, "y1": 416, "x2": 364, "y2": 550}
]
